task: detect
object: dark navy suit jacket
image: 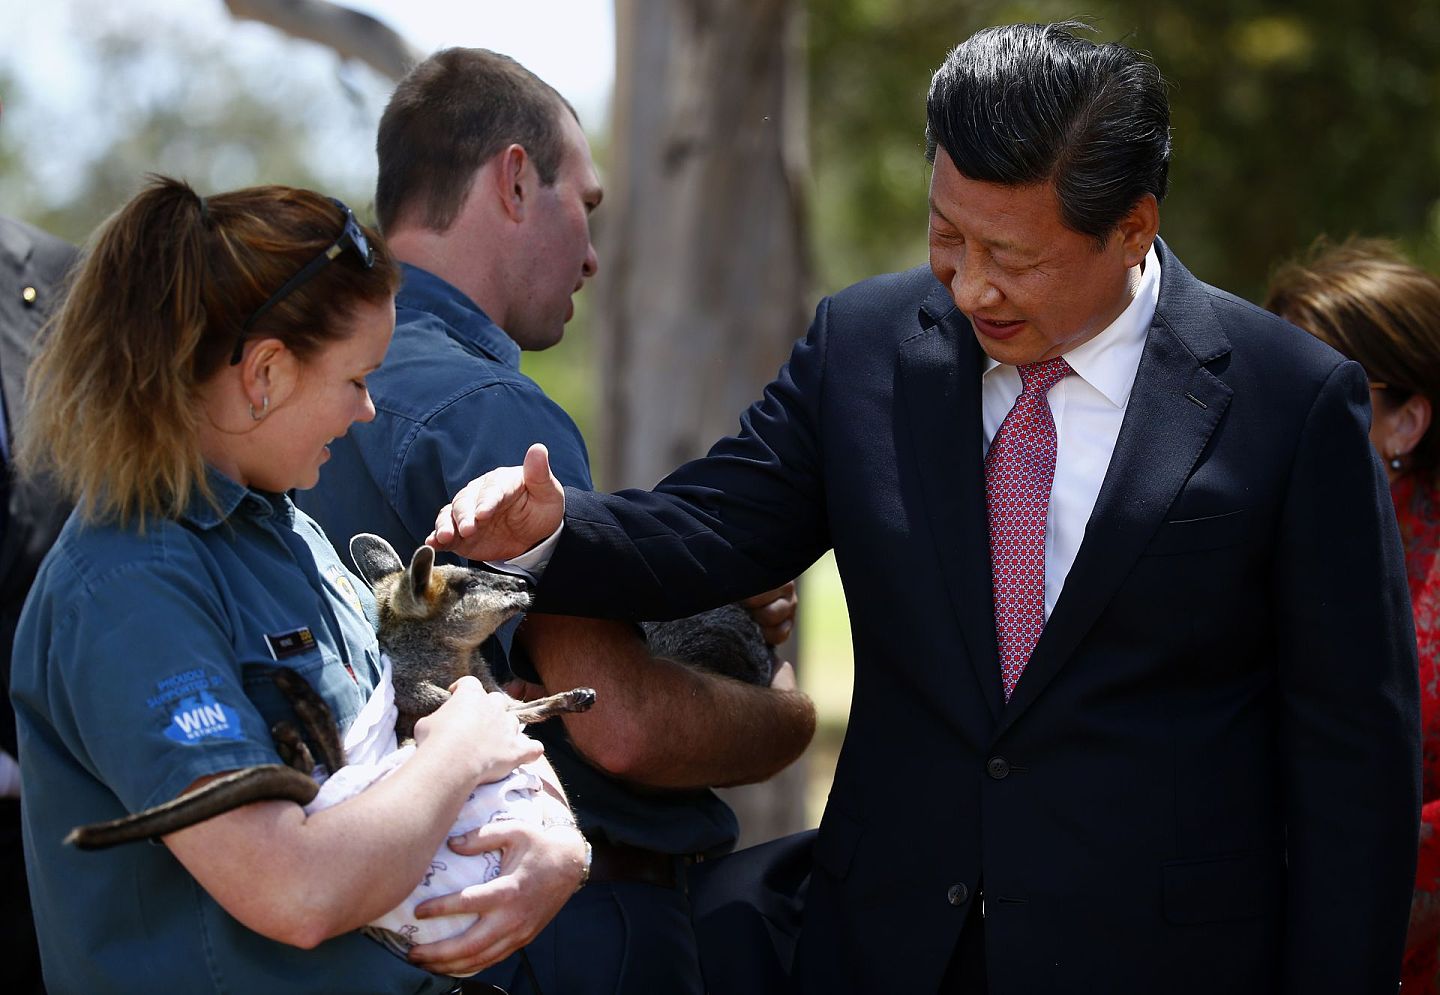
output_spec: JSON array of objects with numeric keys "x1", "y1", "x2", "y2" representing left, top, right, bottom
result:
[
  {"x1": 536, "y1": 240, "x2": 1421, "y2": 994},
  {"x1": 1, "y1": 218, "x2": 75, "y2": 758}
]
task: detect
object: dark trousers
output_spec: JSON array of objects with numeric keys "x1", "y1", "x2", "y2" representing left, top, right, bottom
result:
[
  {"x1": 465, "y1": 880, "x2": 703, "y2": 995},
  {"x1": 939, "y1": 893, "x2": 987, "y2": 994},
  {"x1": 1, "y1": 799, "x2": 46, "y2": 994}
]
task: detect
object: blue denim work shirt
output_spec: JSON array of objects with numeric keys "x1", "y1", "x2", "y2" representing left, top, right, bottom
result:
[
  {"x1": 298, "y1": 264, "x2": 739, "y2": 857},
  {"x1": 11, "y1": 470, "x2": 452, "y2": 994}
]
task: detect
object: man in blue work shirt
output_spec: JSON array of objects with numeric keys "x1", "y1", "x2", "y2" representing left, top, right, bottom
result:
[{"x1": 297, "y1": 48, "x2": 817, "y2": 994}]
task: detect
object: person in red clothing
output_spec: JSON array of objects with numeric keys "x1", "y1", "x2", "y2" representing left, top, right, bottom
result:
[{"x1": 1268, "y1": 239, "x2": 1440, "y2": 992}]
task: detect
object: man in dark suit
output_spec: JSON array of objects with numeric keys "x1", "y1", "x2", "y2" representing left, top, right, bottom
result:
[
  {"x1": 428, "y1": 23, "x2": 1421, "y2": 993},
  {"x1": 1, "y1": 214, "x2": 75, "y2": 995}
]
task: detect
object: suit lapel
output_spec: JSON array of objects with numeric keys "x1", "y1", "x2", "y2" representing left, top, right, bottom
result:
[
  {"x1": 997, "y1": 242, "x2": 1233, "y2": 734},
  {"x1": 899, "y1": 281, "x2": 1004, "y2": 720}
]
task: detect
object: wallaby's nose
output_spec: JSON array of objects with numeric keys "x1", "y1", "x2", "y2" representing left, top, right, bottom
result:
[{"x1": 477, "y1": 568, "x2": 533, "y2": 595}]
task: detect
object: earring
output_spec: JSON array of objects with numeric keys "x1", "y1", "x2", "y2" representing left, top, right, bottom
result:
[
  {"x1": 249, "y1": 396, "x2": 269, "y2": 421},
  {"x1": 1390, "y1": 452, "x2": 1404, "y2": 471}
]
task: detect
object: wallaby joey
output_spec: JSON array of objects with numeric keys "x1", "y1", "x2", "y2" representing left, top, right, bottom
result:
[
  {"x1": 643, "y1": 605, "x2": 775, "y2": 686},
  {"x1": 66, "y1": 534, "x2": 595, "y2": 850}
]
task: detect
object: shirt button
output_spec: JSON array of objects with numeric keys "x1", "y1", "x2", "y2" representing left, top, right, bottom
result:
[
  {"x1": 947, "y1": 883, "x2": 969, "y2": 906},
  {"x1": 986, "y1": 756, "x2": 1011, "y2": 779}
]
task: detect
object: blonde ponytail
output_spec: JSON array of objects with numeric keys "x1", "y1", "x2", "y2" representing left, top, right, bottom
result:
[{"x1": 18, "y1": 176, "x2": 399, "y2": 526}]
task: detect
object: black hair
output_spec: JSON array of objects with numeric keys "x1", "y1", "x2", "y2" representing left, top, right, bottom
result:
[{"x1": 925, "y1": 22, "x2": 1171, "y2": 245}]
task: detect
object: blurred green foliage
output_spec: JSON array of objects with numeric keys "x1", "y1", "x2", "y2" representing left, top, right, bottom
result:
[
  {"x1": 0, "y1": 10, "x2": 384, "y2": 244},
  {"x1": 807, "y1": 0, "x2": 1440, "y2": 303},
  {"x1": 519, "y1": 292, "x2": 598, "y2": 459}
]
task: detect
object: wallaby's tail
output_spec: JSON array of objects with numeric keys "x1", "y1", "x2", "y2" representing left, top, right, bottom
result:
[
  {"x1": 67, "y1": 686, "x2": 595, "y2": 849},
  {"x1": 65, "y1": 766, "x2": 320, "y2": 850},
  {"x1": 510, "y1": 687, "x2": 597, "y2": 724}
]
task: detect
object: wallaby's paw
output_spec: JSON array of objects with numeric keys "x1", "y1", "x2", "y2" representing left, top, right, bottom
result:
[{"x1": 510, "y1": 686, "x2": 597, "y2": 724}]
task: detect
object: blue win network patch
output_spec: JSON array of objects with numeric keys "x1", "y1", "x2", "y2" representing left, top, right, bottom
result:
[{"x1": 164, "y1": 690, "x2": 243, "y2": 745}]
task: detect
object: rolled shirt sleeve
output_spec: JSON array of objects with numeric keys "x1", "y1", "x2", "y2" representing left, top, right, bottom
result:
[{"x1": 39, "y1": 551, "x2": 280, "y2": 816}]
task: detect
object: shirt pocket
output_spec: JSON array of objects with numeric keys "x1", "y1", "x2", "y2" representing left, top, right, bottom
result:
[
  {"x1": 1143, "y1": 509, "x2": 1250, "y2": 557},
  {"x1": 240, "y1": 643, "x2": 363, "y2": 762}
]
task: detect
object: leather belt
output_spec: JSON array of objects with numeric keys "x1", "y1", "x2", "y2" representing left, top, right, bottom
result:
[{"x1": 584, "y1": 835, "x2": 702, "y2": 890}]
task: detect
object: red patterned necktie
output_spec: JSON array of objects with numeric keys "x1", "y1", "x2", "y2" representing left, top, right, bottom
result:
[{"x1": 986, "y1": 356, "x2": 1071, "y2": 701}]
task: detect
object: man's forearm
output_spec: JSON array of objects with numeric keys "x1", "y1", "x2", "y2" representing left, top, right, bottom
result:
[
  {"x1": 518, "y1": 614, "x2": 817, "y2": 789},
  {"x1": 616, "y1": 659, "x2": 816, "y2": 789}
]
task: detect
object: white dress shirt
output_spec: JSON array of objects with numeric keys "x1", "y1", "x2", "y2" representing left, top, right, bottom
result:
[{"x1": 981, "y1": 245, "x2": 1160, "y2": 618}]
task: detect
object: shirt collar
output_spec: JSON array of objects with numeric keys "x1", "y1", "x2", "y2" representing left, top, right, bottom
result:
[
  {"x1": 982, "y1": 244, "x2": 1161, "y2": 409},
  {"x1": 395, "y1": 263, "x2": 522, "y2": 370},
  {"x1": 181, "y1": 466, "x2": 291, "y2": 530}
]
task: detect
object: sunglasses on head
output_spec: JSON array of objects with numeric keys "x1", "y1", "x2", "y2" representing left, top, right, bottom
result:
[{"x1": 229, "y1": 197, "x2": 376, "y2": 365}]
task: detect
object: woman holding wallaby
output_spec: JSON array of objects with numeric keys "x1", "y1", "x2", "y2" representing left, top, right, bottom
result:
[{"x1": 11, "y1": 177, "x2": 586, "y2": 992}]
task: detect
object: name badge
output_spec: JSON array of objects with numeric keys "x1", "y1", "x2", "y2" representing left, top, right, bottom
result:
[{"x1": 265, "y1": 627, "x2": 316, "y2": 660}]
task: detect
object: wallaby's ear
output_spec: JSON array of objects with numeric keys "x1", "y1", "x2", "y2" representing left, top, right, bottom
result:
[
  {"x1": 350, "y1": 533, "x2": 404, "y2": 589},
  {"x1": 408, "y1": 545, "x2": 435, "y2": 602}
]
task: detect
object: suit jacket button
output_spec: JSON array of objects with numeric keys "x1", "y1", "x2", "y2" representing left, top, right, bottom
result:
[
  {"x1": 987, "y1": 756, "x2": 1010, "y2": 779},
  {"x1": 947, "y1": 883, "x2": 969, "y2": 906}
]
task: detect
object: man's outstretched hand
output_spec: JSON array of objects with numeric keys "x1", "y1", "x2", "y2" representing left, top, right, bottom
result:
[{"x1": 427, "y1": 443, "x2": 566, "y2": 561}]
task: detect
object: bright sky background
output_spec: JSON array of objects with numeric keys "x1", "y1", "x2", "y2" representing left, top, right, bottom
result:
[
  {"x1": 1, "y1": 0, "x2": 614, "y2": 208},
  {"x1": 341, "y1": 0, "x2": 614, "y2": 120}
]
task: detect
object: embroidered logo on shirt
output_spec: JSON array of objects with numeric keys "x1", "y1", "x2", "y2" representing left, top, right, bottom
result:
[
  {"x1": 326, "y1": 565, "x2": 366, "y2": 618},
  {"x1": 163, "y1": 690, "x2": 243, "y2": 745},
  {"x1": 265, "y1": 628, "x2": 316, "y2": 660}
]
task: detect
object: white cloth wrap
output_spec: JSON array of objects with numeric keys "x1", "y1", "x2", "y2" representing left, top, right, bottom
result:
[{"x1": 304, "y1": 654, "x2": 544, "y2": 962}]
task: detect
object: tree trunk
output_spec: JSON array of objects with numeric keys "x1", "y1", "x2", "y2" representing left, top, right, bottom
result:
[{"x1": 597, "y1": 0, "x2": 811, "y2": 847}]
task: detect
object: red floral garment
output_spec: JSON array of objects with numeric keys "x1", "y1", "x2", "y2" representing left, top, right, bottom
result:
[{"x1": 1396, "y1": 473, "x2": 1440, "y2": 993}]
